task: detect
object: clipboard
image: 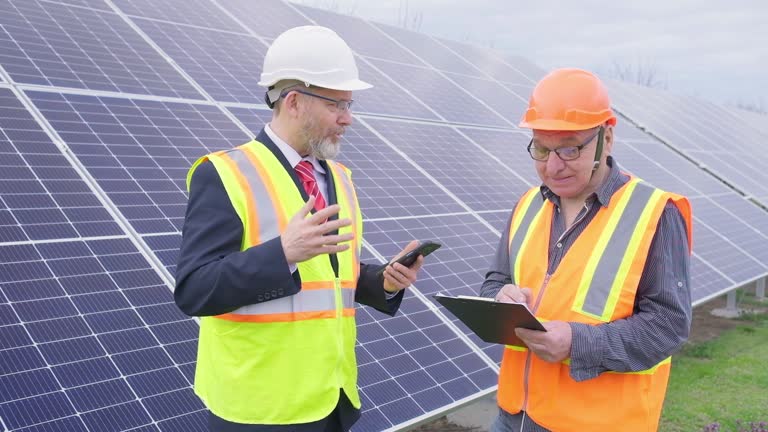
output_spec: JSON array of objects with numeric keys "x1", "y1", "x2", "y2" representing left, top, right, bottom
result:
[{"x1": 434, "y1": 294, "x2": 546, "y2": 346}]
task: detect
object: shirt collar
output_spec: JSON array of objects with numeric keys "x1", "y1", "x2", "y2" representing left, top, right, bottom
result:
[
  {"x1": 264, "y1": 124, "x2": 325, "y2": 174},
  {"x1": 539, "y1": 156, "x2": 625, "y2": 208}
]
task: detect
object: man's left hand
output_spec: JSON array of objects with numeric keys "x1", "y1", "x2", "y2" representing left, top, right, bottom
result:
[
  {"x1": 383, "y1": 240, "x2": 424, "y2": 293},
  {"x1": 515, "y1": 321, "x2": 572, "y2": 363}
]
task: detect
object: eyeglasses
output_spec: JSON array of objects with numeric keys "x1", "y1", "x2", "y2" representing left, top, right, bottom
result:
[
  {"x1": 527, "y1": 129, "x2": 601, "y2": 161},
  {"x1": 280, "y1": 89, "x2": 354, "y2": 112}
]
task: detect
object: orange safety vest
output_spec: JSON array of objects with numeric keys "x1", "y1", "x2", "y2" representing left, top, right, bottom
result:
[
  {"x1": 186, "y1": 140, "x2": 364, "y2": 424},
  {"x1": 498, "y1": 177, "x2": 692, "y2": 432}
]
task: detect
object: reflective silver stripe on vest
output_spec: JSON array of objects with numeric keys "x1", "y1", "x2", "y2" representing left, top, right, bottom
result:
[
  {"x1": 508, "y1": 196, "x2": 547, "y2": 285},
  {"x1": 331, "y1": 163, "x2": 358, "y2": 225},
  {"x1": 224, "y1": 287, "x2": 355, "y2": 315},
  {"x1": 329, "y1": 162, "x2": 360, "y2": 259},
  {"x1": 228, "y1": 148, "x2": 280, "y2": 241},
  {"x1": 581, "y1": 182, "x2": 657, "y2": 317},
  {"x1": 341, "y1": 287, "x2": 354, "y2": 310}
]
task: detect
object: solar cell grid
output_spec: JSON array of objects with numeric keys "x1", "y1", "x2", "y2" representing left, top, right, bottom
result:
[
  {"x1": 456, "y1": 127, "x2": 539, "y2": 188},
  {"x1": 372, "y1": 22, "x2": 480, "y2": 77},
  {"x1": 443, "y1": 72, "x2": 528, "y2": 126},
  {"x1": 134, "y1": 18, "x2": 269, "y2": 104},
  {"x1": 42, "y1": 0, "x2": 112, "y2": 10},
  {"x1": 0, "y1": 0, "x2": 201, "y2": 98},
  {"x1": 363, "y1": 214, "x2": 504, "y2": 361},
  {"x1": 353, "y1": 59, "x2": 442, "y2": 121},
  {"x1": 0, "y1": 239, "x2": 205, "y2": 432},
  {"x1": 217, "y1": 0, "x2": 311, "y2": 40},
  {"x1": 367, "y1": 59, "x2": 510, "y2": 127},
  {"x1": 113, "y1": 0, "x2": 243, "y2": 31},
  {"x1": 352, "y1": 246, "x2": 497, "y2": 432},
  {"x1": 363, "y1": 118, "x2": 529, "y2": 212},
  {"x1": 295, "y1": 4, "x2": 425, "y2": 66},
  {"x1": 437, "y1": 39, "x2": 533, "y2": 87},
  {"x1": 27, "y1": 90, "x2": 249, "y2": 234},
  {"x1": 0, "y1": 88, "x2": 123, "y2": 242}
]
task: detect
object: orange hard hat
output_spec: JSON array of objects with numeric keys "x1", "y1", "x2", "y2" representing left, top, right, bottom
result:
[{"x1": 519, "y1": 68, "x2": 617, "y2": 131}]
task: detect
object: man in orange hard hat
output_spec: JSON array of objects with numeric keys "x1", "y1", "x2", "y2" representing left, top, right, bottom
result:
[{"x1": 479, "y1": 68, "x2": 693, "y2": 432}]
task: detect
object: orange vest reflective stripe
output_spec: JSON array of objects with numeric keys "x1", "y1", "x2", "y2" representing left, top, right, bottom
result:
[
  {"x1": 186, "y1": 140, "x2": 363, "y2": 424},
  {"x1": 499, "y1": 177, "x2": 692, "y2": 432}
]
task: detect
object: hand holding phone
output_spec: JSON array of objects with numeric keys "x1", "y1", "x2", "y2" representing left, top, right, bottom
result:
[{"x1": 377, "y1": 240, "x2": 441, "y2": 276}]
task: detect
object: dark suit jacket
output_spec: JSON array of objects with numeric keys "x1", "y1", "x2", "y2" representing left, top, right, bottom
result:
[{"x1": 175, "y1": 129, "x2": 404, "y2": 431}]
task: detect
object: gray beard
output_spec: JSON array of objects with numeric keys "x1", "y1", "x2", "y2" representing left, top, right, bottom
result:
[{"x1": 308, "y1": 136, "x2": 340, "y2": 160}]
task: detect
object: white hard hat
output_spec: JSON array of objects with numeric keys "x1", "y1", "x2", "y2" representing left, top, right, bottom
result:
[{"x1": 259, "y1": 26, "x2": 372, "y2": 94}]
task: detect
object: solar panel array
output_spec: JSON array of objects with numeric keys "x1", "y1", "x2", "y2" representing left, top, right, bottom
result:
[{"x1": 1, "y1": 1, "x2": 767, "y2": 431}]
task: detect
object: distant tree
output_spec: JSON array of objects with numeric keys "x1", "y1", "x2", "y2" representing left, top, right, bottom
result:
[
  {"x1": 397, "y1": 0, "x2": 423, "y2": 31},
  {"x1": 608, "y1": 58, "x2": 667, "y2": 89},
  {"x1": 734, "y1": 99, "x2": 766, "y2": 114}
]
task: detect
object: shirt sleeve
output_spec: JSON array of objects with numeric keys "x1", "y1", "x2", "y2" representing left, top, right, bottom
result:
[
  {"x1": 568, "y1": 201, "x2": 692, "y2": 381},
  {"x1": 479, "y1": 211, "x2": 515, "y2": 298},
  {"x1": 174, "y1": 161, "x2": 300, "y2": 317}
]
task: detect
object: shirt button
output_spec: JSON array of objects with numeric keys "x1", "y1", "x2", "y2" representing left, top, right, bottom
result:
[
  {"x1": 556, "y1": 242, "x2": 562, "y2": 248},
  {"x1": 677, "y1": 281, "x2": 683, "y2": 287}
]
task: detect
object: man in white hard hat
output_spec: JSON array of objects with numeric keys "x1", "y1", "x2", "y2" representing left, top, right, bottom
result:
[{"x1": 175, "y1": 26, "x2": 425, "y2": 432}]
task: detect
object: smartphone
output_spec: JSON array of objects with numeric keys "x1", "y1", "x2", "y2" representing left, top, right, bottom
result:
[{"x1": 376, "y1": 241, "x2": 441, "y2": 276}]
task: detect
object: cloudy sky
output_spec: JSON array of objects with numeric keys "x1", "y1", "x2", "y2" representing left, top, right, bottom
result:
[{"x1": 292, "y1": 0, "x2": 767, "y2": 110}]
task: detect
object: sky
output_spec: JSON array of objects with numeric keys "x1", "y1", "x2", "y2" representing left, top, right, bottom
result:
[{"x1": 291, "y1": 0, "x2": 768, "y2": 111}]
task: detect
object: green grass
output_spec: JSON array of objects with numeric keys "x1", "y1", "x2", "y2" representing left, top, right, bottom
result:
[{"x1": 659, "y1": 311, "x2": 768, "y2": 432}]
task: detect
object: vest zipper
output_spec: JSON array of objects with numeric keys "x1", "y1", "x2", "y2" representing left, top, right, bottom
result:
[
  {"x1": 522, "y1": 273, "x2": 552, "y2": 412},
  {"x1": 521, "y1": 201, "x2": 592, "y2": 411},
  {"x1": 334, "y1": 277, "x2": 343, "y2": 389}
]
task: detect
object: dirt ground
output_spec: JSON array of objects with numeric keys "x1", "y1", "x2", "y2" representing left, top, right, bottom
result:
[{"x1": 410, "y1": 294, "x2": 768, "y2": 432}]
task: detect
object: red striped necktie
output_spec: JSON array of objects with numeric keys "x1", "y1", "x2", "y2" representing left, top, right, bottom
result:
[{"x1": 294, "y1": 160, "x2": 327, "y2": 212}]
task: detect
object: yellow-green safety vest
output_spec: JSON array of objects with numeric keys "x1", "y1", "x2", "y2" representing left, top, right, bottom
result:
[{"x1": 186, "y1": 139, "x2": 363, "y2": 425}]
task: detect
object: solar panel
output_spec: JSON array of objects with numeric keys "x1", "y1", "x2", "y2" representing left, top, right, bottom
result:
[
  {"x1": 132, "y1": 18, "x2": 269, "y2": 104},
  {"x1": 0, "y1": 0, "x2": 201, "y2": 99},
  {"x1": 354, "y1": 245, "x2": 497, "y2": 432},
  {"x1": 436, "y1": 38, "x2": 535, "y2": 87},
  {"x1": 351, "y1": 59, "x2": 442, "y2": 121},
  {"x1": 26, "y1": 90, "x2": 250, "y2": 235},
  {"x1": 442, "y1": 73, "x2": 529, "y2": 126},
  {"x1": 608, "y1": 80, "x2": 768, "y2": 205},
  {"x1": 0, "y1": 88, "x2": 123, "y2": 242},
  {"x1": 113, "y1": 0, "x2": 243, "y2": 31},
  {"x1": 41, "y1": 0, "x2": 112, "y2": 10},
  {"x1": 294, "y1": 4, "x2": 425, "y2": 66},
  {"x1": 0, "y1": 238, "x2": 206, "y2": 432},
  {"x1": 218, "y1": 0, "x2": 313, "y2": 40},
  {"x1": 365, "y1": 59, "x2": 511, "y2": 127},
  {"x1": 360, "y1": 118, "x2": 530, "y2": 211},
  {"x1": 370, "y1": 22, "x2": 481, "y2": 77},
  {"x1": 363, "y1": 215, "x2": 505, "y2": 362}
]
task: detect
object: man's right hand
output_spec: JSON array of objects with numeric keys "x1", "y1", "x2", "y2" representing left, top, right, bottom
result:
[
  {"x1": 281, "y1": 196, "x2": 354, "y2": 265},
  {"x1": 496, "y1": 283, "x2": 533, "y2": 308}
]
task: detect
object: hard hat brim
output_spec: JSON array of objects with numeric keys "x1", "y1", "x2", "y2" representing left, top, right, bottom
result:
[
  {"x1": 257, "y1": 78, "x2": 373, "y2": 91},
  {"x1": 519, "y1": 117, "x2": 616, "y2": 131}
]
